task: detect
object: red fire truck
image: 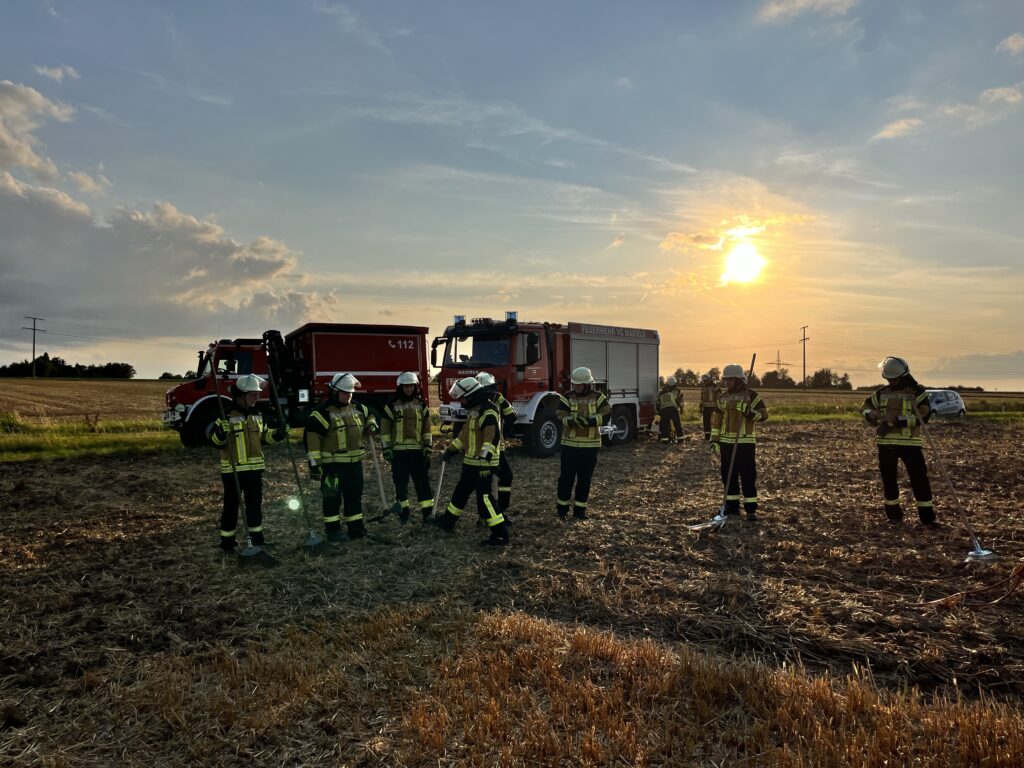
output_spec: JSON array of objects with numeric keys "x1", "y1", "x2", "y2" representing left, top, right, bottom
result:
[
  {"x1": 163, "y1": 323, "x2": 429, "y2": 447},
  {"x1": 433, "y1": 312, "x2": 659, "y2": 455}
]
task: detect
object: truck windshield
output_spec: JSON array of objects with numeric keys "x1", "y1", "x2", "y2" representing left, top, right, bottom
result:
[
  {"x1": 443, "y1": 335, "x2": 511, "y2": 368},
  {"x1": 198, "y1": 350, "x2": 253, "y2": 378}
]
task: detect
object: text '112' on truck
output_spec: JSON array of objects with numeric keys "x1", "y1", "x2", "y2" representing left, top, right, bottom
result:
[
  {"x1": 163, "y1": 323, "x2": 429, "y2": 447},
  {"x1": 434, "y1": 312, "x2": 660, "y2": 455}
]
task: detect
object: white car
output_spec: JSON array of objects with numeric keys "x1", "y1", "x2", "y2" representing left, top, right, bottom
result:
[{"x1": 926, "y1": 389, "x2": 966, "y2": 417}]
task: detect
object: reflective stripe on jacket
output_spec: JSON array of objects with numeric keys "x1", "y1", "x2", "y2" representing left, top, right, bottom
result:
[
  {"x1": 381, "y1": 397, "x2": 432, "y2": 451},
  {"x1": 210, "y1": 407, "x2": 279, "y2": 473},
  {"x1": 304, "y1": 401, "x2": 377, "y2": 464},
  {"x1": 557, "y1": 390, "x2": 612, "y2": 449},
  {"x1": 710, "y1": 387, "x2": 768, "y2": 445},
  {"x1": 657, "y1": 387, "x2": 681, "y2": 410},
  {"x1": 863, "y1": 385, "x2": 930, "y2": 447},
  {"x1": 450, "y1": 405, "x2": 500, "y2": 467},
  {"x1": 492, "y1": 392, "x2": 516, "y2": 446},
  {"x1": 699, "y1": 384, "x2": 721, "y2": 409}
]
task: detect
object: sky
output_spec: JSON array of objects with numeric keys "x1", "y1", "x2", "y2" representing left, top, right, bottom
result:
[{"x1": 1, "y1": 0, "x2": 1023, "y2": 389}]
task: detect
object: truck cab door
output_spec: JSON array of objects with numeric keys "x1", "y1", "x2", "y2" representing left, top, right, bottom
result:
[{"x1": 515, "y1": 332, "x2": 547, "y2": 388}]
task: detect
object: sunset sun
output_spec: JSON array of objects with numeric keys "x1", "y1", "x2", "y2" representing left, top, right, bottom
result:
[{"x1": 721, "y1": 241, "x2": 766, "y2": 285}]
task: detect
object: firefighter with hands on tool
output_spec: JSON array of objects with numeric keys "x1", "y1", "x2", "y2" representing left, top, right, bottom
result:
[
  {"x1": 555, "y1": 366, "x2": 612, "y2": 520},
  {"x1": 380, "y1": 371, "x2": 434, "y2": 524},
  {"x1": 710, "y1": 364, "x2": 768, "y2": 521},
  {"x1": 208, "y1": 374, "x2": 288, "y2": 554},
  {"x1": 435, "y1": 376, "x2": 510, "y2": 546},
  {"x1": 304, "y1": 373, "x2": 379, "y2": 542},
  {"x1": 476, "y1": 372, "x2": 516, "y2": 518},
  {"x1": 862, "y1": 357, "x2": 938, "y2": 528},
  {"x1": 699, "y1": 374, "x2": 720, "y2": 441},
  {"x1": 657, "y1": 376, "x2": 684, "y2": 444}
]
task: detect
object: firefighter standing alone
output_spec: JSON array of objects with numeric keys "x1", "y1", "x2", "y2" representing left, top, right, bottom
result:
[
  {"x1": 556, "y1": 366, "x2": 612, "y2": 520},
  {"x1": 710, "y1": 364, "x2": 768, "y2": 520},
  {"x1": 862, "y1": 356, "x2": 938, "y2": 527},
  {"x1": 304, "y1": 373, "x2": 379, "y2": 542},
  {"x1": 380, "y1": 372, "x2": 434, "y2": 524},
  {"x1": 208, "y1": 374, "x2": 287, "y2": 553},
  {"x1": 435, "y1": 376, "x2": 510, "y2": 546},
  {"x1": 657, "y1": 376, "x2": 684, "y2": 444}
]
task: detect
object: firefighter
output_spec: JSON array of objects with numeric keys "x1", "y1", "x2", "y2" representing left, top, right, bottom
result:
[
  {"x1": 699, "y1": 374, "x2": 720, "y2": 441},
  {"x1": 555, "y1": 366, "x2": 612, "y2": 519},
  {"x1": 208, "y1": 374, "x2": 287, "y2": 553},
  {"x1": 435, "y1": 376, "x2": 510, "y2": 546},
  {"x1": 710, "y1": 364, "x2": 768, "y2": 520},
  {"x1": 657, "y1": 376, "x2": 684, "y2": 444},
  {"x1": 380, "y1": 371, "x2": 434, "y2": 524},
  {"x1": 304, "y1": 373, "x2": 379, "y2": 542},
  {"x1": 862, "y1": 357, "x2": 938, "y2": 527},
  {"x1": 476, "y1": 372, "x2": 516, "y2": 517}
]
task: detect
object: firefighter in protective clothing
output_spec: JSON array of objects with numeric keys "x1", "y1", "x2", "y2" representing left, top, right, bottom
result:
[
  {"x1": 476, "y1": 372, "x2": 516, "y2": 517},
  {"x1": 699, "y1": 374, "x2": 720, "y2": 441},
  {"x1": 862, "y1": 357, "x2": 938, "y2": 527},
  {"x1": 380, "y1": 371, "x2": 434, "y2": 524},
  {"x1": 657, "y1": 376, "x2": 684, "y2": 444},
  {"x1": 555, "y1": 367, "x2": 612, "y2": 519},
  {"x1": 710, "y1": 364, "x2": 768, "y2": 520},
  {"x1": 304, "y1": 373, "x2": 379, "y2": 542},
  {"x1": 436, "y1": 376, "x2": 510, "y2": 546},
  {"x1": 208, "y1": 374, "x2": 287, "y2": 553}
]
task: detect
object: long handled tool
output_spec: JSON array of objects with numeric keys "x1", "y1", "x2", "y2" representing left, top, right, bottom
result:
[
  {"x1": 264, "y1": 349, "x2": 339, "y2": 557},
  {"x1": 687, "y1": 354, "x2": 757, "y2": 532},
  {"x1": 210, "y1": 371, "x2": 279, "y2": 568},
  {"x1": 366, "y1": 435, "x2": 392, "y2": 520},
  {"x1": 433, "y1": 457, "x2": 447, "y2": 515},
  {"x1": 918, "y1": 412, "x2": 997, "y2": 563}
]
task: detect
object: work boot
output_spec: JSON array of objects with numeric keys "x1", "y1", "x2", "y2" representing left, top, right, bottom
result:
[
  {"x1": 346, "y1": 520, "x2": 367, "y2": 540},
  {"x1": 325, "y1": 529, "x2": 344, "y2": 543},
  {"x1": 572, "y1": 506, "x2": 587, "y2": 520},
  {"x1": 421, "y1": 509, "x2": 434, "y2": 525},
  {"x1": 218, "y1": 540, "x2": 237, "y2": 555},
  {"x1": 556, "y1": 506, "x2": 568, "y2": 520},
  {"x1": 746, "y1": 511, "x2": 759, "y2": 522},
  {"x1": 918, "y1": 519, "x2": 942, "y2": 530},
  {"x1": 249, "y1": 531, "x2": 265, "y2": 546},
  {"x1": 431, "y1": 511, "x2": 458, "y2": 532},
  {"x1": 481, "y1": 522, "x2": 510, "y2": 547},
  {"x1": 885, "y1": 506, "x2": 903, "y2": 525}
]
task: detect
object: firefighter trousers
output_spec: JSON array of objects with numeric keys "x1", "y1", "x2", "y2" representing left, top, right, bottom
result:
[
  {"x1": 557, "y1": 445, "x2": 599, "y2": 517},
  {"x1": 701, "y1": 407, "x2": 714, "y2": 440},
  {"x1": 659, "y1": 407, "x2": 682, "y2": 441},
  {"x1": 447, "y1": 464, "x2": 505, "y2": 528},
  {"x1": 719, "y1": 443, "x2": 757, "y2": 515},
  {"x1": 496, "y1": 451, "x2": 513, "y2": 513},
  {"x1": 220, "y1": 470, "x2": 264, "y2": 548},
  {"x1": 390, "y1": 449, "x2": 434, "y2": 521},
  {"x1": 877, "y1": 445, "x2": 935, "y2": 522},
  {"x1": 321, "y1": 462, "x2": 366, "y2": 538}
]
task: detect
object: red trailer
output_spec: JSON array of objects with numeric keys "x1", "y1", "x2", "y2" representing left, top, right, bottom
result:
[{"x1": 164, "y1": 323, "x2": 429, "y2": 447}]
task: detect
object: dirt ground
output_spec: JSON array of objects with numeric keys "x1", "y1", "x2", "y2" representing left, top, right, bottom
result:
[{"x1": 1, "y1": 420, "x2": 1023, "y2": 765}]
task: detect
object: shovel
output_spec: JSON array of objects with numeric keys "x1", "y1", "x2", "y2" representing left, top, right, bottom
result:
[{"x1": 366, "y1": 436, "x2": 399, "y2": 523}]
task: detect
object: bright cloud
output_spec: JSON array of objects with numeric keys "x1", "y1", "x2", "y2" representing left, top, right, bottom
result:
[
  {"x1": 872, "y1": 117, "x2": 924, "y2": 140},
  {"x1": 995, "y1": 33, "x2": 1024, "y2": 55},
  {"x1": 758, "y1": 0, "x2": 858, "y2": 22},
  {"x1": 67, "y1": 170, "x2": 111, "y2": 196},
  {"x1": 33, "y1": 64, "x2": 80, "y2": 83},
  {"x1": 0, "y1": 80, "x2": 74, "y2": 180},
  {"x1": 873, "y1": 84, "x2": 1024, "y2": 140}
]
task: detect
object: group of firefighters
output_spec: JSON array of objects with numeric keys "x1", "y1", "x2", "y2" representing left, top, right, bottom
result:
[{"x1": 209, "y1": 355, "x2": 938, "y2": 553}]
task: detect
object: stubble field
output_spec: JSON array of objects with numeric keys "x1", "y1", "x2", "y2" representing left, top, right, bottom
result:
[{"x1": 1, "y1": 381, "x2": 1024, "y2": 766}]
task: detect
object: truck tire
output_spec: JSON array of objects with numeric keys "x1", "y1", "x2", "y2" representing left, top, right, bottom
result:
[
  {"x1": 180, "y1": 399, "x2": 225, "y2": 448},
  {"x1": 529, "y1": 408, "x2": 561, "y2": 457},
  {"x1": 604, "y1": 405, "x2": 636, "y2": 446}
]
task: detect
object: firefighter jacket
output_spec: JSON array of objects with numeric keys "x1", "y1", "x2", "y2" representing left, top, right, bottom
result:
[
  {"x1": 657, "y1": 386, "x2": 682, "y2": 411},
  {"x1": 304, "y1": 400, "x2": 377, "y2": 465},
  {"x1": 209, "y1": 404, "x2": 282, "y2": 474},
  {"x1": 557, "y1": 389, "x2": 612, "y2": 449},
  {"x1": 380, "y1": 395, "x2": 432, "y2": 452},
  {"x1": 450, "y1": 403, "x2": 500, "y2": 467},
  {"x1": 710, "y1": 386, "x2": 768, "y2": 445},
  {"x1": 862, "y1": 383, "x2": 931, "y2": 447},
  {"x1": 699, "y1": 384, "x2": 721, "y2": 409},
  {"x1": 491, "y1": 391, "x2": 517, "y2": 446}
]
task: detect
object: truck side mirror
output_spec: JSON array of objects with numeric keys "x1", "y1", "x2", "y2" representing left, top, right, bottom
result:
[{"x1": 431, "y1": 337, "x2": 442, "y2": 368}]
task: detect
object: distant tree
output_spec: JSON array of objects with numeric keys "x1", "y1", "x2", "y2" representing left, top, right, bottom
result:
[
  {"x1": 184, "y1": 370, "x2": 197, "y2": 379},
  {"x1": 159, "y1": 372, "x2": 184, "y2": 380},
  {"x1": 807, "y1": 368, "x2": 853, "y2": 389},
  {"x1": 704, "y1": 367, "x2": 721, "y2": 385},
  {"x1": 673, "y1": 368, "x2": 700, "y2": 386},
  {"x1": 0, "y1": 353, "x2": 135, "y2": 379},
  {"x1": 747, "y1": 372, "x2": 762, "y2": 388},
  {"x1": 761, "y1": 368, "x2": 796, "y2": 388},
  {"x1": 946, "y1": 385, "x2": 984, "y2": 392}
]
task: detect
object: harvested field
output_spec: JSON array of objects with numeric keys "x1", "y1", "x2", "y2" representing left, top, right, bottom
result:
[
  {"x1": 0, "y1": 380, "x2": 171, "y2": 423},
  {"x1": 2, "y1": 418, "x2": 1023, "y2": 765}
]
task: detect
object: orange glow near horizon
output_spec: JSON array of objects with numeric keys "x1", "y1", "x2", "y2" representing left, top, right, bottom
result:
[{"x1": 721, "y1": 241, "x2": 766, "y2": 285}]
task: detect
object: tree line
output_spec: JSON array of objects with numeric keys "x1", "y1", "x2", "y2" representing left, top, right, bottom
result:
[
  {"x1": 662, "y1": 366, "x2": 853, "y2": 390},
  {"x1": 0, "y1": 353, "x2": 136, "y2": 379}
]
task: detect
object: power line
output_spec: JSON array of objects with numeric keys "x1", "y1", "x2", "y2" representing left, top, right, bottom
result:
[
  {"x1": 800, "y1": 325, "x2": 810, "y2": 385},
  {"x1": 21, "y1": 316, "x2": 46, "y2": 378}
]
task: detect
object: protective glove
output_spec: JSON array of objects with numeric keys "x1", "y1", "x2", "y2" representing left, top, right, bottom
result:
[
  {"x1": 710, "y1": 442, "x2": 721, "y2": 456},
  {"x1": 734, "y1": 400, "x2": 749, "y2": 414},
  {"x1": 310, "y1": 464, "x2": 322, "y2": 482},
  {"x1": 365, "y1": 421, "x2": 379, "y2": 434},
  {"x1": 478, "y1": 468, "x2": 492, "y2": 481},
  {"x1": 865, "y1": 410, "x2": 881, "y2": 426},
  {"x1": 586, "y1": 415, "x2": 599, "y2": 427},
  {"x1": 443, "y1": 447, "x2": 459, "y2": 463},
  {"x1": 756, "y1": 411, "x2": 768, "y2": 423},
  {"x1": 575, "y1": 414, "x2": 589, "y2": 427},
  {"x1": 423, "y1": 446, "x2": 432, "y2": 468},
  {"x1": 480, "y1": 448, "x2": 494, "y2": 464},
  {"x1": 382, "y1": 447, "x2": 394, "y2": 462},
  {"x1": 274, "y1": 426, "x2": 289, "y2": 442},
  {"x1": 210, "y1": 421, "x2": 227, "y2": 442}
]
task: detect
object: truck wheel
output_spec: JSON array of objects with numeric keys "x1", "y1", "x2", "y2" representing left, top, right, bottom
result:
[
  {"x1": 529, "y1": 408, "x2": 561, "y2": 457},
  {"x1": 604, "y1": 406, "x2": 636, "y2": 446},
  {"x1": 180, "y1": 400, "x2": 224, "y2": 448}
]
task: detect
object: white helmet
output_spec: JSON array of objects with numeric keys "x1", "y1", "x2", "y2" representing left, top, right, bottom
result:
[
  {"x1": 235, "y1": 374, "x2": 266, "y2": 393},
  {"x1": 666, "y1": 376, "x2": 677, "y2": 386},
  {"x1": 701, "y1": 374, "x2": 711, "y2": 384},
  {"x1": 397, "y1": 371, "x2": 419, "y2": 386},
  {"x1": 475, "y1": 372, "x2": 496, "y2": 387},
  {"x1": 329, "y1": 373, "x2": 360, "y2": 393},
  {"x1": 880, "y1": 356, "x2": 909, "y2": 380},
  {"x1": 722, "y1": 364, "x2": 747, "y2": 382},
  {"x1": 571, "y1": 366, "x2": 595, "y2": 385},
  {"x1": 448, "y1": 376, "x2": 482, "y2": 400}
]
